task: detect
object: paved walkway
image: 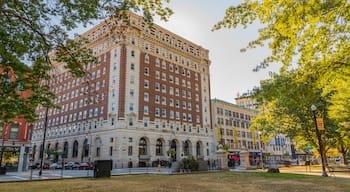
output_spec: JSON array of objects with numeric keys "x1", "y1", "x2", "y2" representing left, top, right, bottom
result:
[{"x1": 230, "y1": 167, "x2": 350, "y2": 179}]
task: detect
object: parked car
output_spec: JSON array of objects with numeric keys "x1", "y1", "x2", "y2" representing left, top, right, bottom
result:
[
  {"x1": 64, "y1": 162, "x2": 80, "y2": 169},
  {"x1": 50, "y1": 163, "x2": 62, "y2": 169},
  {"x1": 79, "y1": 162, "x2": 94, "y2": 170},
  {"x1": 36, "y1": 163, "x2": 49, "y2": 169}
]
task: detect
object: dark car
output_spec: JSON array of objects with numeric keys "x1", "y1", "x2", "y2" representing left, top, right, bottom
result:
[{"x1": 38, "y1": 163, "x2": 50, "y2": 169}]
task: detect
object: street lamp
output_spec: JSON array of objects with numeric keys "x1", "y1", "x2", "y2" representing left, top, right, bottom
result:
[
  {"x1": 310, "y1": 104, "x2": 328, "y2": 177},
  {"x1": 38, "y1": 107, "x2": 49, "y2": 176}
]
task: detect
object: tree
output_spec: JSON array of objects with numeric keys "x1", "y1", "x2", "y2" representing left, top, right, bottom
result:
[
  {"x1": 0, "y1": 0, "x2": 173, "y2": 123},
  {"x1": 215, "y1": 0, "x2": 350, "y2": 161}
]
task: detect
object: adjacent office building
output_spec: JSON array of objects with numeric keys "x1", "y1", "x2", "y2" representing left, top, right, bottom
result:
[{"x1": 211, "y1": 98, "x2": 292, "y2": 167}]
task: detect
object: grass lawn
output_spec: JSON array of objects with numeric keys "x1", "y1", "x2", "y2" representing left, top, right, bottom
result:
[{"x1": 1, "y1": 171, "x2": 349, "y2": 192}]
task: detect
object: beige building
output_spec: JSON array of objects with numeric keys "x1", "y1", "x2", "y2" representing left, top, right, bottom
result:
[
  {"x1": 211, "y1": 98, "x2": 262, "y2": 167},
  {"x1": 31, "y1": 12, "x2": 213, "y2": 168},
  {"x1": 212, "y1": 98, "x2": 293, "y2": 167}
]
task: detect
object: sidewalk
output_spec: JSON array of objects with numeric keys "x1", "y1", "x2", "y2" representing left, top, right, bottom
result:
[{"x1": 230, "y1": 166, "x2": 350, "y2": 179}]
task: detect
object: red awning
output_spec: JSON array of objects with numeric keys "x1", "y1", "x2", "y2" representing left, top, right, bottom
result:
[{"x1": 230, "y1": 156, "x2": 240, "y2": 160}]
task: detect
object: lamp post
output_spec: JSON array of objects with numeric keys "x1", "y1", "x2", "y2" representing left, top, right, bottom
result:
[
  {"x1": 38, "y1": 107, "x2": 49, "y2": 177},
  {"x1": 310, "y1": 104, "x2": 328, "y2": 177}
]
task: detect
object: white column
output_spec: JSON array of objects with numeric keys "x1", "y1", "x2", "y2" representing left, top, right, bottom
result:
[{"x1": 17, "y1": 146, "x2": 26, "y2": 172}]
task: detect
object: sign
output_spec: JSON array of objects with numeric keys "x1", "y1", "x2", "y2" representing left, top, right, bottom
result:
[{"x1": 316, "y1": 118, "x2": 325, "y2": 130}]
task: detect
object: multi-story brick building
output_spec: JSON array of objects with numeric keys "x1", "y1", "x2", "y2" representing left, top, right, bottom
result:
[
  {"x1": 31, "y1": 12, "x2": 213, "y2": 168},
  {"x1": 0, "y1": 68, "x2": 32, "y2": 172}
]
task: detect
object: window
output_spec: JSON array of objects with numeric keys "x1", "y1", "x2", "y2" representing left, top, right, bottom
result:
[
  {"x1": 72, "y1": 141, "x2": 79, "y2": 158},
  {"x1": 9, "y1": 123, "x2": 19, "y2": 139},
  {"x1": 184, "y1": 141, "x2": 190, "y2": 156},
  {"x1": 131, "y1": 63, "x2": 135, "y2": 70},
  {"x1": 144, "y1": 54, "x2": 149, "y2": 63},
  {"x1": 155, "y1": 95, "x2": 160, "y2": 103},
  {"x1": 63, "y1": 142, "x2": 68, "y2": 158},
  {"x1": 83, "y1": 139, "x2": 89, "y2": 157},
  {"x1": 129, "y1": 103, "x2": 134, "y2": 111},
  {"x1": 144, "y1": 119, "x2": 148, "y2": 127},
  {"x1": 169, "y1": 64, "x2": 173, "y2": 71},
  {"x1": 155, "y1": 108, "x2": 160, "y2": 116},
  {"x1": 162, "y1": 84, "x2": 166, "y2": 93},
  {"x1": 176, "y1": 112, "x2": 180, "y2": 120},
  {"x1": 162, "y1": 61, "x2": 166, "y2": 69},
  {"x1": 162, "y1": 109, "x2": 166, "y2": 117},
  {"x1": 169, "y1": 87, "x2": 174, "y2": 95},
  {"x1": 144, "y1": 106, "x2": 149, "y2": 115},
  {"x1": 156, "y1": 139, "x2": 163, "y2": 156},
  {"x1": 162, "y1": 73, "x2": 166, "y2": 81},
  {"x1": 169, "y1": 110, "x2": 174, "y2": 119},
  {"x1": 182, "y1": 79, "x2": 186, "y2": 87},
  {"x1": 130, "y1": 89, "x2": 134, "y2": 97},
  {"x1": 111, "y1": 103, "x2": 116, "y2": 112},
  {"x1": 128, "y1": 145, "x2": 133, "y2": 156},
  {"x1": 162, "y1": 96, "x2": 166, "y2": 105},
  {"x1": 169, "y1": 98, "x2": 174, "y2": 106},
  {"x1": 155, "y1": 82, "x2": 160, "y2": 91},
  {"x1": 139, "y1": 138, "x2": 147, "y2": 155},
  {"x1": 155, "y1": 58, "x2": 160, "y2": 67},
  {"x1": 131, "y1": 50, "x2": 135, "y2": 57},
  {"x1": 144, "y1": 67, "x2": 149, "y2": 75},
  {"x1": 155, "y1": 71, "x2": 160, "y2": 79},
  {"x1": 144, "y1": 92, "x2": 149, "y2": 102},
  {"x1": 144, "y1": 80, "x2": 149, "y2": 88},
  {"x1": 182, "y1": 113, "x2": 187, "y2": 121}
]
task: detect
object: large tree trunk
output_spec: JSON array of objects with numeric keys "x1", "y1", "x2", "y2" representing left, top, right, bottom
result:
[{"x1": 339, "y1": 145, "x2": 349, "y2": 165}]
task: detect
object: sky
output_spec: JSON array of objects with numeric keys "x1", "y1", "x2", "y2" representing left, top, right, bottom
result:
[{"x1": 152, "y1": 0, "x2": 280, "y2": 103}]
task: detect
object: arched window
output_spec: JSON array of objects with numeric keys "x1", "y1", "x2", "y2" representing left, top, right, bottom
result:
[
  {"x1": 139, "y1": 138, "x2": 147, "y2": 155},
  {"x1": 184, "y1": 140, "x2": 190, "y2": 156},
  {"x1": 196, "y1": 141, "x2": 201, "y2": 156},
  {"x1": 63, "y1": 142, "x2": 68, "y2": 158},
  {"x1": 83, "y1": 139, "x2": 89, "y2": 157},
  {"x1": 55, "y1": 142, "x2": 59, "y2": 151},
  {"x1": 170, "y1": 140, "x2": 177, "y2": 161},
  {"x1": 156, "y1": 139, "x2": 163, "y2": 156},
  {"x1": 72, "y1": 141, "x2": 78, "y2": 158}
]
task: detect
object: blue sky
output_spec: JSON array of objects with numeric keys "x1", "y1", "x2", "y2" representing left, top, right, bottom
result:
[
  {"x1": 74, "y1": 0, "x2": 279, "y2": 103},
  {"x1": 153, "y1": 0, "x2": 280, "y2": 103}
]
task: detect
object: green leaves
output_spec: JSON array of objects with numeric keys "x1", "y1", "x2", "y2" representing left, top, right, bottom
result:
[
  {"x1": 216, "y1": 0, "x2": 350, "y2": 155},
  {"x1": 0, "y1": 0, "x2": 173, "y2": 124}
]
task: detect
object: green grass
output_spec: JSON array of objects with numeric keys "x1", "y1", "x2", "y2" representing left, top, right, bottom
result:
[{"x1": 1, "y1": 171, "x2": 349, "y2": 192}]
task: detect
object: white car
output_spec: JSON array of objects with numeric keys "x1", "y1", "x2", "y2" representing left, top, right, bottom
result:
[
  {"x1": 50, "y1": 163, "x2": 62, "y2": 169},
  {"x1": 64, "y1": 162, "x2": 80, "y2": 169}
]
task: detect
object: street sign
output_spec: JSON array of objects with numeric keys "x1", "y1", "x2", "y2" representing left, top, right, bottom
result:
[{"x1": 316, "y1": 118, "x2": 325, "y2": 130}]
